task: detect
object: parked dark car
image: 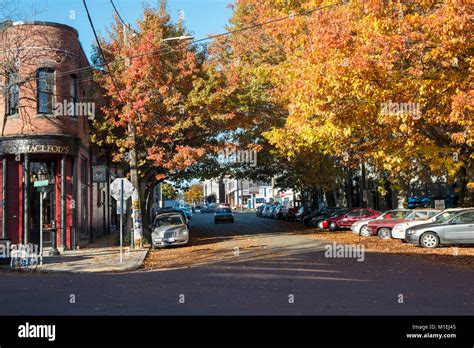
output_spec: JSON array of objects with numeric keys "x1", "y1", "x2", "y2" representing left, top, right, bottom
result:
[
  {"x1": 256, "y1": 205, "x2": 265, "y2": 217},
  {"x1": 302, "y1": 207, "x2": 340, "y2": 226},
  {"x1": 271, "y1": 205, "x2": 283, "y2": 219},
  {"x1": 309, "y1": 208, "x2": 348, "y2": 228},
  {"x1": 214, "y1": 207, "x2": 234, "y2": 223},
  {"x1": 294, "y1": 206, "x2": 314, "y2": 221},
  {"x1": 322, "y1": 208, "x2": 381, "y2": 231}
]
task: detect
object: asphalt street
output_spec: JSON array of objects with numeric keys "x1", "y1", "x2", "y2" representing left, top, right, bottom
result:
[{"x1": 1, "y1": 213, "x2": 473, "y2": 315}]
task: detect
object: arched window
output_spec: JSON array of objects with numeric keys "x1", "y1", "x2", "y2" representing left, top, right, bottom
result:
[
  {"x1": 6, "y1": 69, "x2": 19, "y2": 115},
  {"x1": 37, "y1": 68, "x2": 55, "y2": 114}
]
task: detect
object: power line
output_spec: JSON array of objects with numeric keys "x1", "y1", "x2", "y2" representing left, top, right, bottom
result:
[
  {"x1": 3, "y1": 1, "x2": 349, "y2": 88},
  {"x1": 82, "y1": 0, "x2": 126, "y2": 104},
  {"x1": 126, "y1": 1, "x2": 348, "y2": 60}
]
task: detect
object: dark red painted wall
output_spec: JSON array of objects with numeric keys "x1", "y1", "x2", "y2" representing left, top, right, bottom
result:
[{"x1": 5, "y1": 158, "x2": 22, "y2": 244}]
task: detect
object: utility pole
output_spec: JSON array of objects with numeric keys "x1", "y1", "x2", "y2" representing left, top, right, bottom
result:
[{"x1": 123, "y1": 24, "x2": 143, "y2": 248}]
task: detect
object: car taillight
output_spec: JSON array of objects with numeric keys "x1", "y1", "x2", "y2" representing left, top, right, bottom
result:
[{"x1": 322, "y1": 220, "x2": 329, "y2": 228}]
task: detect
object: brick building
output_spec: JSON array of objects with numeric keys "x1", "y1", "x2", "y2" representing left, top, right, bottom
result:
[{"x1": 0, "y1": 21, "x2": 112, "y2": 253}]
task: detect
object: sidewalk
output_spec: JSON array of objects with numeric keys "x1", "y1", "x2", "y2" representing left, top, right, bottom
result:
[
  {"x1": 37, "y1": 246, "x2": 149, "y2": 273},
  {"x1": 2, "y1": 233, "x2": 149, "y2": 274}
]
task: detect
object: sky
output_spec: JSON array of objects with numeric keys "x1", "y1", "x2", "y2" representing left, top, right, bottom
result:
[{"x1": 14, "y1": 0, "x2": 234, "y2": 61}]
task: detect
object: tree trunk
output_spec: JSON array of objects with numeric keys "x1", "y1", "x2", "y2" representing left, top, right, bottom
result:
[
  {"x1": 360, "y1": 161, "x2": 367, "y2": 208},
  {"x1": 457, "y1": 161, "x2": 474, "y2": 207},
  {"x1": 326, "y1": 188, "x2": 336, "y2": 207},
  {"x1": 345, "y1": 168, "x2": 353, "y2": 208},
  {"x1": 310, "y1": 188, "x2": 319, "y2": 209},
  {"x1": 395, "y1": 182, "x2": 409, "y2": 208},
  {"x1": 142, "y1": 186, "x2": 153, "y2": 240}
]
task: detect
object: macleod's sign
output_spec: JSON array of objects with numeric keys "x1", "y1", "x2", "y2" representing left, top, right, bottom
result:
[
  {"x1": 16, "y1": 144, "x2": 70, "y2": 154},
  {"x1": 1, "y1": 137, "x2": 77, "y2": 155}
]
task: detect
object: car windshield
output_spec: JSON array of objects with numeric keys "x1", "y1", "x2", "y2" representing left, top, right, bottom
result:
[
  {"x1": 216, "y1": 208, "x2": 232, "y2": 213},
  {"x1": 154, "y1": 216, "x2": 183, "y2": 227}
]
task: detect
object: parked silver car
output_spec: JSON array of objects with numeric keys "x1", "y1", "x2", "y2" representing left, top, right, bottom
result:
[
  {"x1": 392, "y1": 208, "x2": 471, "y2": 240},
  {"x1": 151, "y1": 213, "x2": 189, "y2": 249},
  {"x1": 405, "y1": 209, "x2": 474, "y2": 248}
]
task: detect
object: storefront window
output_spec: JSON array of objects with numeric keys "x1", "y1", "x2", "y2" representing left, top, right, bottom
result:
[{"x1": 37, "y1": 68, "x2": 55, "y2": 114}]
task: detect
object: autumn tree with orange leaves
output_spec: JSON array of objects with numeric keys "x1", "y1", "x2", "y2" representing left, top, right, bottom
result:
[
  {"x1": 92, "y1": 2, "x2": 216, "y2": 228},
  {"x1": 216, "y1": 0, "x2": 473, "y2": 206}
]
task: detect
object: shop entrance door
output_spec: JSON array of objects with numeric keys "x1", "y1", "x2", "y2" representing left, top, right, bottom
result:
[{"x1": 29, "y1": 160, "x2": 56, "y2": 246}]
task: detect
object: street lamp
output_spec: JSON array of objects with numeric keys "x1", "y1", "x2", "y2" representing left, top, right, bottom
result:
[{"x1": 161, "y1": 35, "x2": 194, "y2": 42}]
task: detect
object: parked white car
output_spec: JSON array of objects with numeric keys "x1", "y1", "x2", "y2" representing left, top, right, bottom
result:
[{"x1": 391, "y1": 208, "x2": 470, "y2": 239}]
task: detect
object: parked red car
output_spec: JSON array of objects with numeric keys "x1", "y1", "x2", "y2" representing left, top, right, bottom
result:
[
  {"x1": 322, "y1": 208, "x2": 381, "y2": 231},
  {"x1": 368, "y1": 209, "x2": 440, "y2": 239}
]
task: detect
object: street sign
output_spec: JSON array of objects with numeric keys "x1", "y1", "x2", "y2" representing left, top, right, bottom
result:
[
  {"x1": 434, "y1": 199, "x2": 445, "y2": 210},
  {"x1": 110, "y1": 178, "x2": 134, "y2": 201},
  {"x1": 92, "y1": 164, "x2": 107, "y2": 183},
  {"x1": 33, "y1": 180, "x2": 49, "y2": 187},
  {"x1": 110, "y1": 178, "x2": 134, "y2": 264}
]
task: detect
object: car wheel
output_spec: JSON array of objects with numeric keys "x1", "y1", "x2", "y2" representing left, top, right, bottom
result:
[
  {"x1": 378, "y1": 228, "x2": 391, "y2": 240},
  {"x1": 328, "y1": 222, "x2": 338, "y2": 231},
  {"x1": 360, "y1": 225, "x2": 371, "y2": 237},
  {"x1": 317, "y1": 220, "x2": 324, "y2": 229},
  {"x1": 420, "y1": 232, "x2": 439, "y2": 248}
]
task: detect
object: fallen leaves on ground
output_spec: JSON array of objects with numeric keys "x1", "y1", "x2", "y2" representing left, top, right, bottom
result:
[
  {"x1": 143, "y1": 236, "x2": 259, "y2": 270},
  {"x1": 301, "y1": 229, "x2": 474, "y2": 271}
]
